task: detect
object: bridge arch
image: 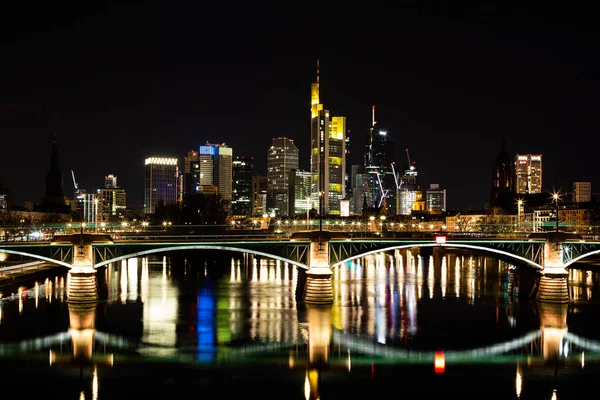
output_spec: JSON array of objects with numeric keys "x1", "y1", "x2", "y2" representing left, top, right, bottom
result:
[
  {"x1": 563, "y1": 249, "x2": 600, "y2": 269},
  {"x1": 0, "y1": 248, "x2": 72, "y2": 268},
  {"x1": 331, "y1": 242, "x2": 544, "y2": 270},
  {"x1": 93, "y1": 244, "x2": 310, "y2": 270}
]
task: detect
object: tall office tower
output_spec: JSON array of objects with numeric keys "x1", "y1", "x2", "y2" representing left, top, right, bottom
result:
[
  {"x1": 252, "y1": 175, "x2": 268, "y2": 216},
  {"x1": 198, "y1": 145, "x2": 215, "y2": 187},
  {"x1": 515, "y1": 154, "x2": 542, "y2": 194},
  {"x1": 426, "y1": 183, "x2": 447, "y2": 213},
  {"x1": 98, "y1": 174, "x2": 127, "y2": 222},
  {"x1": 267, "y1": 137, "x2": 298, "y2": 216},
  {"x1": 214, "y1": 144, "x2": 233, "y2": 212},
  {"x1": 344, "y1": 134, "x2": 352, "y2": 201},
  {"x1": 183, "y1": 150, "x2": 200, "y2": 197},
  {"x1": 363, "y1": 106, "x2": 396, "y2": 214},
  {"x1": 144, "y1": 157, "x2": 178, "y2": 215},
  {"x1": 309, "y1": 61, "x2": 346, "y2": 216},
  {"x1": 232, "y1": 156, "x2": 254, "y2": 217},
  {"x1": 573, "y1": 182, "x2": 592, "y2": 203},
  {"x1": 288, "y1": 168, "x2": 312, "y2": 216},
  {"x1": 197, "y1": 143, "x2": 233, "y2": 212},
  {"x1": 490, "y1": 137, "x2": 515, "y2": 206}
]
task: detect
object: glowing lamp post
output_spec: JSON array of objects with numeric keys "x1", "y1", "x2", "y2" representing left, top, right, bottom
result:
[{"x1": 553, "y1": 193, "x2": 560, "y2": 248}]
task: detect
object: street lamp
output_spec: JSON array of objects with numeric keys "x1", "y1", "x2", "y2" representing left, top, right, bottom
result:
[
  {"x1": 94, "y1": 198, "x2": 98, "y2": 234},
  {"x1": 306, "y1": 196, "x2": 310, "y2": 231},
  {"x1": 552, "y1": 193, "x2": 560, "y2": 248},
  {"x1": 517, "y1": 199, "x2": 523, "y2": 232}
]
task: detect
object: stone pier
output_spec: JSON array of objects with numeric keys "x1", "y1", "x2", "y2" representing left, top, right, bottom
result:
[
  {"x1": 303, "y1": 235, "x2": 333, "y2": 305},
  {"x1": 53, "y1": 232, "x2": 112, "y2": 303},
  {"x1": 535, "y1": 242, "x2": 569, "y2": 303}
]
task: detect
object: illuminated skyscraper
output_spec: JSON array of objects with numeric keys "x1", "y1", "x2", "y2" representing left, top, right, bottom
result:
[
  {"x1": 197, "y1": 143, "x2": 233, "y2": 212},
  {"x1": 267, "y1": 137, "x2": 298, "y2": 216},
  {"x1": 309, "y1": 61, "x2": 346, "y2": 216},
  {"x1": 515, "y1": 154, "x2": 542, "y2": 194},
  {"x1": 144, "y1": 157, "x2": 178, "y2": 214}
]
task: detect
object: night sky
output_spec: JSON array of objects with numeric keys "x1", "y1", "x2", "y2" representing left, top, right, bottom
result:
[{"x1": 1, "y1": 2, "x2": 598, "y2": 211}]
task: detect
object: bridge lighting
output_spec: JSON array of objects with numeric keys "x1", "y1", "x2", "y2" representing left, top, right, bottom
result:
[{"x1": 435, "y1": 235, "x2": 447, "y2": 245}]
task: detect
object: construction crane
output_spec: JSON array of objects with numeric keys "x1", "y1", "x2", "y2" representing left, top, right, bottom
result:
[{"x1": 71, "y1": 170, "x2": 79, "y2": 191}]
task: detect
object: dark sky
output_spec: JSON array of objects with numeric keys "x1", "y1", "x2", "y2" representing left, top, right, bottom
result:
[{"x1": 1, "y1": 2, "x2": 598, "y2": 210}]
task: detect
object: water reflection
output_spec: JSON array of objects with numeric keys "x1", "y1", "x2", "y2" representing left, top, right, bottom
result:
[{"x1": 0, "y1": 249, "x2": 600, "y2": 398}]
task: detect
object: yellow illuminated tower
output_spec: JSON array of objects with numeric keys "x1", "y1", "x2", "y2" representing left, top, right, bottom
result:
[{"x1": 309, "y1": 60, "x2": 346, "y2": 216}]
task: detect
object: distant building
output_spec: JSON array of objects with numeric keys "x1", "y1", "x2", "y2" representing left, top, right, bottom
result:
[
  {"x1": 426, "y1": 183, "x2": 446, "y2": 213},
  {"x1": 573, "y1": 182, "x2": 592, "y2": 203},
  {"x1": 252, "y1": 175, "x2": 268, "y2": 216},
  {"x1": 515, "y1": 154, "x2": 542, "y2": 194},
  {"x1": 267, "y1": 137, "x2": 299, "y2": 216},
  {"x1": 183, "y1": 149, "x2": 200, "y2": 198},
  {"x1": 144, "y1": 157, "x2": 178, "y2": 215},
  {"x1": 232, "y1": 156, "x2": 253, "y2": 217},
  {"x1": 197, "y1": 143, "x2": 233, "y2": 212},
  {"x1": 288, "y1": 168, "x2": 312, "y2": 216},
  {"x1": 97, "y1": 174, "x2": 127, "y2": 222}
]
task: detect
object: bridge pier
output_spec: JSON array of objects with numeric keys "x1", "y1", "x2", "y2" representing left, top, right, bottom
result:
[
  {"x1": 303, "y1": 239, "x2": 333, "y2": 305},
  {"x1": 535, "y1": 242, "x2": 569, "y2": 303},
  {"x1": 63, "y1": 233, "x2": 106, "y2": 304}
]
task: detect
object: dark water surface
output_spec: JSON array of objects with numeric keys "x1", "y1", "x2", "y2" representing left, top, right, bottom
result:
[{"x1": 1, "y1": 249, "x2": 600, "y2": 399}]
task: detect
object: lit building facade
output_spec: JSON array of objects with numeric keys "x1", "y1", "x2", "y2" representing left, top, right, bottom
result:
[
  {"x1": 573, "y1": 181, "x2": 591, "y2": 203},
  {"x1": 252, "y1": 175, "x2": 268, "y2": 216},
  {"x1": 288, "y1": 168, "x2": 312, "y2": 216},
  {"x1": 144, "y1": 157, "x2": 178, "y2": 215},
  {"x1": 515, "y1": 154, "x2": 542, "y2": 194},
  {"x1": 198, "y1": 143, "x2": 233, "y2": 212},
  {"x1": 98, "y1": 174, "x2": 126, "y2": 222},
  {"x1": 426, "y1": 183, "x2": 446, "y2": 213},
  {"x1": 309, "y1": 61, "x2": 346, "y2": 216},
  {"x1": 267, "y1": 137, "x2": 299, "y2": 216}
]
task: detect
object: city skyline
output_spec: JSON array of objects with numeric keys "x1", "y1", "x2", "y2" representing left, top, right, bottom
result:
[{"x1": 1, "y1": 3, "x2": 598, "y2": 210}]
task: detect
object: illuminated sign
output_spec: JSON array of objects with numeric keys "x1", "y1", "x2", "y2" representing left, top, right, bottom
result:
[
  {"x1": 199, "y1": 146, "x2": 215, "y2": 156},
  {"x1": 434, "y1": 351, "x2": 446, "y2": 374},
  {"x1": 435, "y1": 235, "x2": 447, "y2": 244}
]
